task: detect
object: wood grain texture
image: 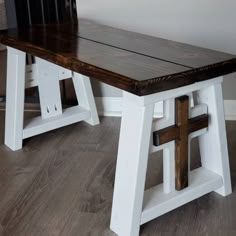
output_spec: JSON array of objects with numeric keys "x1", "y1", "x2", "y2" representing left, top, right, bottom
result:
[
  {"x1": 153, "y1": 126, "x2": 179, "y2": 146},
  {"x1": 1, "y1": 20, "x2": 236, "y2": 95},
  {"x1": 0, "y1": 112, "x2": 235, "y2": 236},
  {"x1": 189, "y1": 115, "x2": 209, "y2": 134},
  {"x1": 175, "y1": 96, "x2": 189, "y2": 190},
  {"x1": 153, "y1": 96, "x2": 209, "y2": 190},
  {"x1": 77, "y1": 20, "x2": 236, "y2": 68}
]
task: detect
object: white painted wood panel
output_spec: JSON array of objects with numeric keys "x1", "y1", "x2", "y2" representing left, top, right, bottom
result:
[
  {"x1": 23, "y1": 106, "x2": 91, "y2": 139},
  {"x1": 141, "y1": 167, "x2": 223, "y2": 225},
  {"x1": 110, "y1": 92, "x2": 154, "y2": 236},
  {"x1": 5, "y1": 47, "x2": 26, "y2": 150}
]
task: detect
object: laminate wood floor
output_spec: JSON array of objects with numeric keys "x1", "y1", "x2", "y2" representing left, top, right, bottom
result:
[{"x1": 0, "y1": 111, "x2": 235, "y2": 236}]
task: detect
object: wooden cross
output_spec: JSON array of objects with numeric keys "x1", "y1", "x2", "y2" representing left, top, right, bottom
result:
[{"x1": 153, "y1": 96, "x2": 209, "y2": 191}]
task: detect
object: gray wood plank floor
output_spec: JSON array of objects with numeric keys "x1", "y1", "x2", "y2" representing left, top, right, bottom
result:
[{"x1": 0, "y1": 111, "x2": 235, "y2": 236}]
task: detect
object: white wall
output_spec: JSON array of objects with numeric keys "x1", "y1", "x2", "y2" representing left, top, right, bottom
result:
[{"x1": 78, "y1": 0, "x2": 236, "y2": 99}]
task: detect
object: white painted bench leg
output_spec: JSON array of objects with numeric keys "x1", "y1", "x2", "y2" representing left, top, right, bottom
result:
[
  {"x1": 151, "y1": 99, "x2": 175, "y2": 194},
  {"x1": 163, "y1": 142, "x2": 175, "y2": 194},
  {"x1": 110, "y1": 92, "x2": 154, "y2": 236},
  {"x1": 36, "y1": 58, "x2": 63, "y2": 119},
  {"x1": 195, "y1": 79, "x2": 232, "y2": 196},
  {"x1": 4, "y1": 47, "x2": 26, "y2": 151},
  {"x1": 160, "y1": 99, "x2": 176, "y2": 194},
  {"x1": 72, "y1": 72, "x2": 99, "y2": 125}
]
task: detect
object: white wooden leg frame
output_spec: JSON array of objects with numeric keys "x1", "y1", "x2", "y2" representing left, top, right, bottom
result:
[
  {"x1": 110, "y1": 77, "x2": 232, "y2": 236},
  {"x1": 5, "y1": 47, "x2": 99, "y2": 151}
]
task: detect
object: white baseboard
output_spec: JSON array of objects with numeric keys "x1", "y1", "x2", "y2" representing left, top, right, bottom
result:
[
  {"x1": 224, "y1": 100, "x2": 236, "y2": 121},
  {"x1": 95, "y1": 97, "x2": 124, "y2": 117},
  {"x1": 95, "y1": 97, "x2": 163, "y2": 118},
  {"x1": 95, "y1": 97, "x2": 236, "y2": 121},
  {"x1": 0, "y1": 44, "x2": 6, "y2": 51},
  {"x1": 2, "y1": 97, "x2": 235, "y2": 121}
]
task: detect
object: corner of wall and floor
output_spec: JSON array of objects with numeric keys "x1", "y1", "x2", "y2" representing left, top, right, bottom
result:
[{"x1": 95, "y1": 97, "x2": 236, "y2": 121}]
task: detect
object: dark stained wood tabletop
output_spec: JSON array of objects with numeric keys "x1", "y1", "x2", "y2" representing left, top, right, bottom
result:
[{"x1": 0, "y1": 19, "x2": 236, "y2": 96}]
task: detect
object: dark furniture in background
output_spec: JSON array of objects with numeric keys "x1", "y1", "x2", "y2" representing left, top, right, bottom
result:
[
  {"x1": 4, "y1": 0, "x2": 78, "y2": 104},
  {"x1": 5, "y1": 0, "x2": 77, "y2": 28}
]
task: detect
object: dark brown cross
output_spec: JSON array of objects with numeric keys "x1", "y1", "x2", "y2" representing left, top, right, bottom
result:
[{"x1": 153, "y1": 96, "x2": 208, "y2": 191}]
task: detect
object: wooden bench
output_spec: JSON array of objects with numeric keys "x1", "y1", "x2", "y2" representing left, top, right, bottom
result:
[{"x1": 0, "y1": 1, "x2": 235, "y2": 235}]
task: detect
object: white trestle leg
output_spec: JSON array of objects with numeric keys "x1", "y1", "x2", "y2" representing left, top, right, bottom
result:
[
  {"x1": 110, "y1": 91, "x2": 155, "y2": 236},
  {"x1": 194, "y1": 79, "x2": 232, "y2": 196},
  {"x1": 5, "y1": 47, "x2": 26, "y2": 151},
  {"x1": 4, "y1": 47, "x2": 99, "y2": 151},
  {"x1": 110, "y1": 77, "x2": 232, "y2": 236},
  {"x1": 151, "y1": 99, "x2": 176, "y2": 194},
  {"x1": 162, "y1": 142, "x2": 175, "y2": 194},
  {"x1": 72, "y1": 72, "x2": 99, "y2": 125},
  {"x1": 37, "y1": 58, "x2": 63, "y2": 119}
]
